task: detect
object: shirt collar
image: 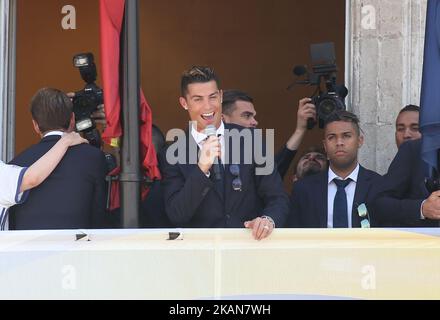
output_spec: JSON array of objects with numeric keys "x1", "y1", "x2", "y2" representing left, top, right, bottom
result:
[
  {"x1": 43, "y1": 131, "x2": 64, "y2": 138},
  {"x1": 328, "y1": 163, "x2": 360, "y2": 184},
  {"x1": 191, "y1": 121, "x2": 225, "y2": 145}
]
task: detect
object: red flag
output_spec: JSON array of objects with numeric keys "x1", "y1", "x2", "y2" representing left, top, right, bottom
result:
[
  {"x1": 100, "y1": 0, "x2": 124, "y2": 144},
  {"x1": 100, "y1": 0, "x2": 161, "y2": 210}
]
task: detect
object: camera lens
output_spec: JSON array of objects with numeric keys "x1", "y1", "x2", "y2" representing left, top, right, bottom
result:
[{"x1": 318, "y1": 98, "x2": 337, "y2": 117}]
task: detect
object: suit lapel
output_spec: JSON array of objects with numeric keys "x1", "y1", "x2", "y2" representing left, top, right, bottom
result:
[
  {"x1": 317, "y1": 171, "x2": 329, "y2": 228},
  {"x1": 223, "y1": 127, "x2": 247, "y2": 214},
  {"x1": 224, "y1": 164, "x2": 249, "y2": 214},
  {"x1": 352, "y1": 166, "x2": 369, "y2": 228}
]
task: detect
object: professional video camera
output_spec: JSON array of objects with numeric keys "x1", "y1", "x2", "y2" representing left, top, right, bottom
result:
[
  {"x1": 288, "y1": 42, "x2": 348, "y2": 129},
  {"x1": 72, "y1": 52, "x2": 104, "y2": 147}
]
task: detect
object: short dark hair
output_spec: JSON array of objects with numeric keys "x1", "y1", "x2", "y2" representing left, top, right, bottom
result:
[
  {"x1": 222, "y1": 90, "x2": 254, "y2": 116},
  {"x1": 152, "y1": 124, "x2": 166, "y2": 155},
  {"x1": 180, "y1": 66, "x2": 220, "y2": 97},
  {"x1": 324, "y1": 110, "x2": 361, "y2": 135},
  {"x1": 30, "y1": 88, "x2": 73, "y2": 134},
  {"x1": 399, "y1": 104, "x2": 420, "y2": 115}
]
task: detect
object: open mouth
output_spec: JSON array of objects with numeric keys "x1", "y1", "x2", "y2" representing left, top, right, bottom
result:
[{"x1": 201, "y1": 111, "x2": 215, "y2": 121}]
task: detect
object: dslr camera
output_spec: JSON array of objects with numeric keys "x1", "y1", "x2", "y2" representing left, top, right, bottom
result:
[
  {"x1": 289, "y1": 42, "x2": 348, "y2": 129},
  {"x1": 72, "y1": 52, "x2": 104, "y2": 147}
]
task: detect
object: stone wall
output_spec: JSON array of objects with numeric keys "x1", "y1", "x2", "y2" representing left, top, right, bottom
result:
[{"x1": 346, "y1": 0, "x2": 427, "y2": 174}]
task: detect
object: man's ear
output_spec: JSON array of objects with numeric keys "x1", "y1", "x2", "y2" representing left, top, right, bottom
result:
[
  {"x1": 32, "y1": 119, "x2": 42, "y2": 136},
  {"x1": 358, "y1": 134, "x2": 364, "y2": 149},
  {"x1": 179, "y1": 97, "x2": 188, "y2": 110}
]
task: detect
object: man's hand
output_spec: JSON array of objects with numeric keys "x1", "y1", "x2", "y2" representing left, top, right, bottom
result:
[
  {"x1": 285, "y1": 98, "x2": 317, "y2": 151},
  {"x1": 422, "y1": 190, "x2": 440, "y2": 220},
  {"x1": 60, "y1": 132, "x2": 89, "y2": 146},
  {"x1": 198, "y1": 136, "x2": 221, "y2": 174},
  {"x1": 91, "y1": 104, "x2": 107, "y2": 128},
  {"x1": 66, "y1": 92, "x2": 75, "y2": 99},
  {"x1": 244, "y1": 216, "x2": 274, "y2": 241},
  {"x1": 296, "y1": 97, "x2": 317, "y2": 132}
]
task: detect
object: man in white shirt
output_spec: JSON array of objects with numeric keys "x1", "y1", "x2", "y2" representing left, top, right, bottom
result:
[
  {"x1": 287, "y1": 110, "x2": 380, "y2": 228},
  {"x1": 0, "y1": 132, "x2": 88, "y2": 229}
]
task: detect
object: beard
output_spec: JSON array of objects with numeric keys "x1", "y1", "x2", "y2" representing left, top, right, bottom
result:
[{"x1": 298, "y1": 162, "x2": 323, "y2": 179}]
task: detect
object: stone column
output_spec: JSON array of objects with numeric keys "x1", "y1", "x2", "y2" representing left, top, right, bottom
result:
[{"x1": 346, "y1": 0, "x2": 427, "y2": 174}]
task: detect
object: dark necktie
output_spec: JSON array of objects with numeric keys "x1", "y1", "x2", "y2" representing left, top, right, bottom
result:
[
  {"x1": 333, "y1": 178, "x2": 352, "y2": 228},
  {"x1": 211, "y1": 134, "x2": 224, "y2": 199},
  {"x1": 212, "y1": 157, "x2": 225, "y2": 199}
]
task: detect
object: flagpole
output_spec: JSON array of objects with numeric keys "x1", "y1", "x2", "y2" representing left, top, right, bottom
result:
[{"x1": 120, "y1": 0, "x2": 141, "y2": 228}]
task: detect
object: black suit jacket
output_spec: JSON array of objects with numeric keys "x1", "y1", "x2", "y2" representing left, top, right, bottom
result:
[
  {"x1": 370, "y1": 139, "x2": 438, "y2": 227},
  {"x1": 159, "y1": 123, "x2": 290, "y2": 228},
  {"x1": 287, "y1": 165, "x2": 380, "y2": 228},
  {"x1": 9, "y1": 135, "x2": 108, "y2": 230},
  {"x1": 275, "y1": 146, "x2": 297, "y2": 180}
]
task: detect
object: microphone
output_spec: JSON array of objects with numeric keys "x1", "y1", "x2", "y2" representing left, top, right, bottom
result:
[
  {"x1": 287, "y1": 65, "x2": 309, "y2": 90},
  {"x1": 204, "y1": 124, "x2": 222, "y2": 181},
  {"x1": 293, "y1": 65, "x2": 307, "y2": 77}
]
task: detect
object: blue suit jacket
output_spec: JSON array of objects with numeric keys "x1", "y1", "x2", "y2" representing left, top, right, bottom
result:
[
  {"x1": 9, "y1": 135, "x2": 108, "y2": 230},
  {"x1": 371, "y1": 139, "x2": 438, "y2": 227},
  {"x1": 287, "y1": 165, "x2": 380, "y2": 228},
  {"x1": 159, "y1": 123, "x2": 290, "y2": 228}
]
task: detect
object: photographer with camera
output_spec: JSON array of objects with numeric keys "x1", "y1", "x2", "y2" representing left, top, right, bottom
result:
[
  {"x1": 8, "y1": 88, "x2": 109, "y2": 230},
  {"x1": 69, "y1": 53, "x2": 104, "y2": 148},
  {"x1": 292, "y1": 145, "x2": 327, "y2": 183},
  {"x1": 222, "y1": 90, "x2": 320, "y2": 181}
]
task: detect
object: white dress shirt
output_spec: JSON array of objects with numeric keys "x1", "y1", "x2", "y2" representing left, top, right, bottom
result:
[
  {"x1": 327, "y1": 164, "x2": 360, "y2": 228},
  {"x1": 0, "y1": 131, "x2": 64, "y2": 230},
  {"x1": 0, "y1": 161, "x2": 29, "y2": 230},
  {"x1": 44, "y1": 130, "x2": 64, "y2": 138}
]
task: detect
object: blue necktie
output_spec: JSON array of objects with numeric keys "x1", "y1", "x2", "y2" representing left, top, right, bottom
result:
[{"x1": 333, "y1": 178, "x2": 351, "y2": 228}]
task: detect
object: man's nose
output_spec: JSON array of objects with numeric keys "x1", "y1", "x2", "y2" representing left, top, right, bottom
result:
[
  {"x1": 336, "y1": 137, "x2": 344, "y2": 146},
  {"x1": 404, "y1": 128, "x2": 413, "y2": 138}
]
